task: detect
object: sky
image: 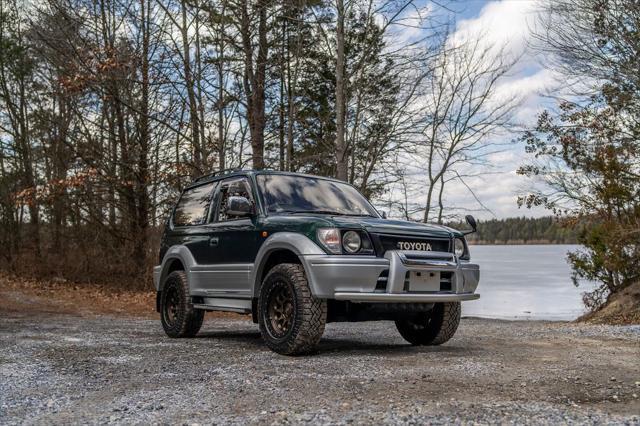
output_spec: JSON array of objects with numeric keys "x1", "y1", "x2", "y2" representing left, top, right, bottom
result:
[{"x1": 391, "y1": 0, "x2": 565, "y2": 220}]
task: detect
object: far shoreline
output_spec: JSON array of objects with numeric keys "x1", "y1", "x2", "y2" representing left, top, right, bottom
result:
[{"x1": 467, "y1": 241, "x2": 578, "y2": 246}]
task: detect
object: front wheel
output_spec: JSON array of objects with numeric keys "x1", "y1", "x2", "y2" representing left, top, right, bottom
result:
[
  {"x1": 160, "y1": 271, "x2": 204, "y2": 338},
  {"x1": 258, "y1": 263, "x2": 327, "y2": 355},
  {"x1": 395, "y1": 302, "x2": 461, "y2": 346}
]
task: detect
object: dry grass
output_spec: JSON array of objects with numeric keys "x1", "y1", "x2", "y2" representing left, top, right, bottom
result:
[
  {"x1": 0, "y1": 272, "x2": 248, "y2": 321},
  {"x1": 0, "y1": 272, "x2": 157, "y2": 318}
]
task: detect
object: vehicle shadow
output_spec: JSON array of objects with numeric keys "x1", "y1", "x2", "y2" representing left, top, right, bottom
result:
[
  {"x1": 195, "y1": 328, "x2": 478, "y2": 357},
  {"x1": 196, "y1": 329, "x2": 264, "y2": 348},
  {"x1": 317, "y1": 338, "x2": 477, "y2": 357}
]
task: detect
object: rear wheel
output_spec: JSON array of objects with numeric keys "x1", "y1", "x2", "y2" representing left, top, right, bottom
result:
[
  {"x1": 395, "y1": 302, "x2": 461, "y2": 345},
  {"x1": 160, "y1": 271, "x2": 204, "y2": 338},
  {"x1": 258, "y1": 263, "x2": 327, "y2": 355}
]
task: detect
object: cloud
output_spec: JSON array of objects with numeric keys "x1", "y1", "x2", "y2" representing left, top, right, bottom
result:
[
  {"x1": 451, "y1": 0, "x2": 543, "y2": 57},
  {"x1": 494, "y1": 67, "x2": 564, "y2": 123}
]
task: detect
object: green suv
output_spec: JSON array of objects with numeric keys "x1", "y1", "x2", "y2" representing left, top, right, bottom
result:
[{"x1": 154, "y1": 170, "x2": 480, "y2": 355}]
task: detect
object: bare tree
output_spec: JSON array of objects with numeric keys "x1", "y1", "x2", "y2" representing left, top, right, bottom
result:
[
  {"x1": 411, "y1": 37, "x2": 519, "y2": 222},
  {"x1": 334, "y1": 0, "x2": 347, "y2": 180}
]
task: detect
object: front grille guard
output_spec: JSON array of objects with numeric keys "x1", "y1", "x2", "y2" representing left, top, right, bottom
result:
[
  {"x1": 385, "y1": 250, "x2": 461, "y2": 293},
  {"x1": 396, "y1": 250, "x2": 458, "y2": 270}
]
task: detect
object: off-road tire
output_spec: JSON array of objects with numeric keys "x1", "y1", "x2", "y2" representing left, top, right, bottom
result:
[
  {"x1": 395, "y1": 302, "x2": 461, "y2": 346},
  {"x1": 258, "y1": 263, "x2": 327, "y2": 355},
  {"x1": 160, "y1": 271, "x2": 204, "y2": 338}
]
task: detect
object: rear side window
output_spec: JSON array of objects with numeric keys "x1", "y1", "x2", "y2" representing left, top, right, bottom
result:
[{"x1": 172, "y1": 183, "x2": 215, "y2": 226}]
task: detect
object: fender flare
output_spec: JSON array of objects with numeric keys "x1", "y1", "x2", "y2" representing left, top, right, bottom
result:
[
  {"x1": 250, "y1": 232, "x2": 325, "y2": 297},
  {"x1": 157, "y1": 245, "x2": 198, "y2": 291}
]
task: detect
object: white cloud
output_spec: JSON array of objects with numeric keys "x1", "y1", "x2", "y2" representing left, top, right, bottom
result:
[
  {"x1": 448, "y1": 1, "x2": 561, "y2": 122},
  {"x1": 451, "y1": 0, "x2": 543, "y2": 57}
]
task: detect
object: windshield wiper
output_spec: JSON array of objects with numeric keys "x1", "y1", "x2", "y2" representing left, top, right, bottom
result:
[
  {"x1": 322, "y1": 211, "x2": 377, "y2": 217},
  {"x1": 273, "y1": 209, "x2": 375, "y2": 217}
]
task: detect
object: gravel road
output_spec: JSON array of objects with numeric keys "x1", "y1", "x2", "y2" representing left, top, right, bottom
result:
[{"x1": 1, "y1": 308, "x2": 639, "y2": 425}]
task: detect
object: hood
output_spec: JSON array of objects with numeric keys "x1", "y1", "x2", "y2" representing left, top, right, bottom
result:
[
  {"x1": 328, "y1": 216, "x2": 460, "y2": 238},
  {"x1": 261, "y1": 214, "x2": 462, "y2": 238}
]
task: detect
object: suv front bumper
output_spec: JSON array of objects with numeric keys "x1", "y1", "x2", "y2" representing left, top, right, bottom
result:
[{"x1": 302, "y1": 250, "x2": 479, "y2": 302}]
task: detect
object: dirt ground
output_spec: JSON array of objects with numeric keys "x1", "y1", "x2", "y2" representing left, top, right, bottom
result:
[{"x1": 1, "y1": 276, "x2": 639, "y2": 424}]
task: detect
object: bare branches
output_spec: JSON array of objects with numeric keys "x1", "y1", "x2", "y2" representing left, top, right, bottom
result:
[{"x1": 404, "y1": 33, "x2": 521, "y2": 223}]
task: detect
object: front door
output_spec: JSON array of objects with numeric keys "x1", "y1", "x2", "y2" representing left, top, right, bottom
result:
[{"x1": 203, "y1": 177, "x2": 259, "y2": 297}]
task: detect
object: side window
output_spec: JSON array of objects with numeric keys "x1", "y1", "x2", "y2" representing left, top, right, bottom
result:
[
  {"x1": 172, "y1": 183, "x2": 215, "y2": 226},
  {"x1": 216, "y1": 178, "x2": 253, "y2": 222}
]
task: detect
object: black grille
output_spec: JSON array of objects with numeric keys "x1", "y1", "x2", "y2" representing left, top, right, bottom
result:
[{"x1": 374, "y1": 234, "x2": 450, "y2": 255}]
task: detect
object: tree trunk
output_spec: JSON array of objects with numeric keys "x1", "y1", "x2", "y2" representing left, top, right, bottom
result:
[
  {"x1": 134, "y1": 0, "x2": 151, "y2": 272},
  {"x1": 278, "y1": 14, "x2": 286, "y2": 171},
  {"x1": 423, "y1": 178, "x2": 435, "y2": 223},
  {"x1": 240, "y1": 0, "x2": 268, "y2": 170},
  {"x1": 334, "y1": 0, "x2": 348, "y2": 181},
  {"x1": 437, "y1": 174, "x2": 445, "y2": 224},
  {"x1": 194, "y1": 0, "x2": 207, "y2": 167},
  {"x1": 216, "y1": 8, "x2": 226, "y2": 170},
  {"x1": 17, "y1": 70, "x2": 40, "y2": 255},
  {"x1": 181, "y1": 0, "x2": 203, "y2": 175}
]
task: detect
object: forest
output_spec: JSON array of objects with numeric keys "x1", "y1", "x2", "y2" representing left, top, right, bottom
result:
[
  {"x1": 448, "y1": 217, "x2": 579, "y2": 245},
  {"x1": 0, "y1": 0, "x2": 638, "y2": 307}
]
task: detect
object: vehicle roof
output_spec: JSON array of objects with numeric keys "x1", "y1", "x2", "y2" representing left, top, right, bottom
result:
[{"x1": 184, "y1": 169, "x2": 346, "y2": 190}]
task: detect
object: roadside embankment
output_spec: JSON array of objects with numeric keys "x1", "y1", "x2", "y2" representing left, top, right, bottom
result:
[{"x1": 578, "y1": 281, "x2": 640, "y2": 325}]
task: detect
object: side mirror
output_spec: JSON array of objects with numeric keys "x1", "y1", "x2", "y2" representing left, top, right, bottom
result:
[
  {"x1": 381, "y1": 211, "x2": 387, "y2": 219},
  {"x1": 226, "y1": 196, "x2": 253, "y2": 217},
  {"x1": 465, "y1": 215, "x2": 477, "y2": 234}
]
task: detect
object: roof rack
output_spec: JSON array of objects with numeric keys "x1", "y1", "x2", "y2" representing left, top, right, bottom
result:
[{"x1": 193, "y1": 168, "x2": 245, "y2": 183}]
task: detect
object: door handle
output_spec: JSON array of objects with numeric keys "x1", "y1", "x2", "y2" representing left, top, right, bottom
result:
[{"x1": 209, "y1": 236, "x2": 219, "y2": 247}]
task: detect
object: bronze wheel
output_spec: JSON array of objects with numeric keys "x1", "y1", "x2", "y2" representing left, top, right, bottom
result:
[
  {"x1": 258, "y1": 263, "x2": 327, "y2": 355},
  {"x1": 163, "y1": 285, "x2": 180, "y2": 327},
  {"x1": 160, "y1": 271, "x2": 204, "y2": 338},
  {"x1": 266, "y1": 282, "x2": 295, "y2": 338}
]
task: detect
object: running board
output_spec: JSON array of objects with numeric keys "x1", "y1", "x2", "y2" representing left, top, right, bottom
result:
[{"x1": 193, "y1": 297, "x2": 252, "y2": 314}]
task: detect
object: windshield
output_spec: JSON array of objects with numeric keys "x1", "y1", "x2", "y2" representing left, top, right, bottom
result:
[{"x1": 256, "y1": 174, "x2": 379, "y2": 217}]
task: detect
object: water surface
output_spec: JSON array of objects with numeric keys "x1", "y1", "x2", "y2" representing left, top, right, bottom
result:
[{"x1": 462, "y1": 245, "x2": 597, "y2": 321}]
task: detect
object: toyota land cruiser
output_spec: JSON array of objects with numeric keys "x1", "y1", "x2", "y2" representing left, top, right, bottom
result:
[{"x1": 154, "y1": 170, "x2": 480, "y2": 355}]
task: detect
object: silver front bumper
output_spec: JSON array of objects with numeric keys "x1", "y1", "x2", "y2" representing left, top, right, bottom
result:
[
  {"x1": 333, "y1": 292, "x2": 479, "y2": 302},
  {"x1": 302, "y1": 250, "x2": 480, "y2": 302}
]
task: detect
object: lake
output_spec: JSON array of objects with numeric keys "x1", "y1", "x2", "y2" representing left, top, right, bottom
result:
[{"x1": 462, "y1": 244, "x2": 597, "y2": 321}]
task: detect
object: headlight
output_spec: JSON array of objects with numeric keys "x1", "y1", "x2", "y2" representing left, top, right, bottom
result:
[
  {"x1": 454, "y1": 238, "x2": 466, "y2": 258},
  {"x1": 317, "y1": 228, "x2": 341, "y2": 254},
  {"x1": 342, "y1": 231, "x2": 361, "y2": 253}
]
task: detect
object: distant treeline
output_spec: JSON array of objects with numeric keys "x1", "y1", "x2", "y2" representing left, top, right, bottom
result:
[{"x1": 447, "y1": 217, "x2": 579, "y2": 245}]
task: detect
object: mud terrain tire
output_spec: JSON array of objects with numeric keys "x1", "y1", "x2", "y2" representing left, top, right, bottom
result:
[
  {"x1": 160, "y1": 271, "x2": 204, "y2": 338},
  {"x1": 258, "y1": 263, "x2": 327, "y2": 355},
  {"x1": 395, "y1": 302, "x2": 461, "y2": 345}
]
